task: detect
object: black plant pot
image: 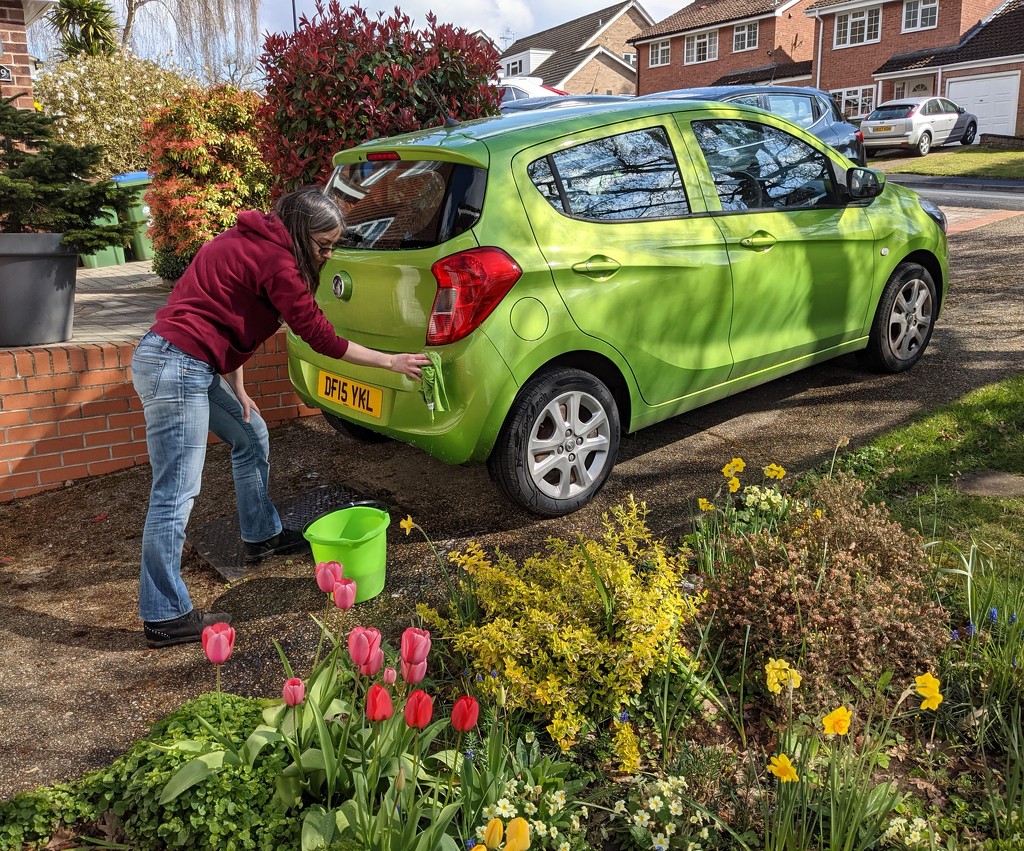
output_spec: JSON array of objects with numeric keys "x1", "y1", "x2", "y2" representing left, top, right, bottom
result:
[{"x1": 0, "y1": 233, "x2": 78, "y2": 347}]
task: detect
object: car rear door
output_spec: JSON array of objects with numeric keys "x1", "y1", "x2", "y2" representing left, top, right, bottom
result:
[
  {"x1": 923, "y1": 98, "x2": 957, "y2": 144},
  {"x1": 512, "y1": 116, "x2": 734, "y2": 408}
]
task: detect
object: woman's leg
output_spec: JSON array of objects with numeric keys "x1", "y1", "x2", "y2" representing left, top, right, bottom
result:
[
  {"x1": 132, "y1": 333, "x2": 217, "y2": 622},
  {"x1": 206, "y1": 376, "x2": 282, "y2": 544}
]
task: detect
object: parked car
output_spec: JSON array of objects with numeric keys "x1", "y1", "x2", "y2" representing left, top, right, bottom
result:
[
  {"x1": 289, "y1": 99, "x2": 949, "y2": 516},
  {"x1": 860, "y1": 96, "x2": 978, "y2": 156},
  {"x1": 500, "y1": 94, "x2": 634, "y2": 113},
  {"x1": 498, "y1": 76, "x2": 569, "y2": 102},
  {"x1": 639, "y1": 85, "x2": 866, "y2": 165}
]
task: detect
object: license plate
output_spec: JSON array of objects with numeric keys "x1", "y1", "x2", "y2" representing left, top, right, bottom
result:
[
  {"x1": 872, "y1": 125, "x2": 892, "y2": 132},
  {"x1": 317, "y1": 370, "x2": 383, "y2": 418}
]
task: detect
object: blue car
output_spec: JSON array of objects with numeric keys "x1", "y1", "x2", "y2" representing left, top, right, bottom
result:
[{"x1": 640, "y1": 85, "x2": 866, "y2": 165}]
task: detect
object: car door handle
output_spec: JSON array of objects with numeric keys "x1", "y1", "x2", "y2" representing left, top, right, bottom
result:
[
  {"x1": 739, "y1": 233, "x2": 777, "y2": 250},
  {"x1": 571, "y1": 256, "x2": 621, "y2": 278}
]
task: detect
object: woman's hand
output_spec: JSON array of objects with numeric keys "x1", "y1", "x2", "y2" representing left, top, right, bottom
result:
[
  {"x1": 223, "y1": 367, "x2": 260, "y2": 422},
  {"x1": 389, "y1": 353, "x2": 431, "y2": 380},
  {"x1": 342, "y1": 342, "x2": 430, "y2": 380}
]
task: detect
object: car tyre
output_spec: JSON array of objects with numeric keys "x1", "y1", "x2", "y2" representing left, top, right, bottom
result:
[
  {"x1": 487, "y1": 368, "x2": 620, "y2": 517},
  {"x1": 857, "y1": 262, "x2": 937, "y2": 373},
  {"x1": 914, "y1": 131, "x2": 932, "y2": 157},
  {"x1": 960, "y1": 123, "x2": 977, "y2": 145},
  {"x1": 321, "y1": 410, "x2": 391, "y2": 443}
]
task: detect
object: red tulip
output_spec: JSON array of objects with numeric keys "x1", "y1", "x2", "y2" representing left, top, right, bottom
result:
[
  {"x1": 201, "y1": 622, "x2": 234, "y2": 665},
  {"x1": 360, "y1": 648, "x2": 384, "y2": 677},
  {"x1": 333, "y1": 578, "x2": 356, "y2": 610},
  {"x1": 451, "y1": 695, "x2": 480, "y2": 732},
  {"x1": 383, "y1": 666, "x2": 398, "y2": 685},
  {"x1": 400, "y1": 627, "x2": 431, "y2": 665},
  {"x1": 366, "y1": 683, "x2": 393, "y2": 721},
  {"x1": 401, "y1": 658, "x2": 427, "y2": 685},
  {"x1": 347, "y1": 626, "x2": 381, "y2": 668},
  {"x1": 315, "y1": 560, "x2": 344, "y2": 594},
  {"x1": 282, "y1": 677, "x2": 305, "y2": 706},
  {"x1": 404, "y1": 689, "x2": 433, "y2": 729}
]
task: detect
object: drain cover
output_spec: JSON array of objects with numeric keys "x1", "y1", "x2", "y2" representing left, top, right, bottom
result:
[{"x1": 186, "y1": 483, "x2": 371, "y2": 581}]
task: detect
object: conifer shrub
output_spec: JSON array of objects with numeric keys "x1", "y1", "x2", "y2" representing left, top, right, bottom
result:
[
  {"x1": 258, "y1": 1, "x2": 501, "y2": 192},
  {"x1": 418, "y1": 498, "x2": 700, "y2": 756}
]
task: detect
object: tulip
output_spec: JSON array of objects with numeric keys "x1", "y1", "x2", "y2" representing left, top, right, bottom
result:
[
  {"x1": 201, "y1": 622, "x2": 235, "y2": 665},
  {"x1": 483, "y1": 817, "x2": 503, "y2": 849},
  {"x1": 347, "y1": 626, "x2": 381, "y2": 668},
  {"x1": 505, "y1": 817, "x2": 530, "y2": 851},
  {"x1": 333, "y1": 578, "x2": 356, "y2": 610},
  {"x1": 400, "y1": 626, "x2": 431, "y2": 665},
  {"x1": 366, "y1": 683, "x2": 393, "y2": 721},
  {"x1": 404, "y1": 689, "x2": 433, "y2": 729},
  {"x1": 360, "y1": 648, "x2": 384, "y2": 677},
  {"x1": 315, "y1": 560, "x2": 344, "y2": 594},
  {"x1": 383, "y1": 666, "x2": 397, "y2": 686},
  {"x1": 400, "y1": 657, "x2": 427, "y2": 685},
  {"x1": 282, "y1": 677, "x2": 305, "y2": 707},
  {"x1": 450, "y1": 695, "x2": 480, "y2": 732}
]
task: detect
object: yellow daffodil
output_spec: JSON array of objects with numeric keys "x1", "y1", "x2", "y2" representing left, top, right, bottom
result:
[
  {"x1": 768, "y1": 753, "x2": 799, "y2": 782},
  {"x1": 400, "y1": 515, "x2": 415, "y2": 536},
  {"x1": 764, "y1": 463, "x2": 786, "y2": 480},
  {"x1": 505, "y1": 817, "x2": 531, "y2": 851},
  {"x1": 483, "y1": 817, "x2": 504, "y2": 849},
  {"x1": 698, "y1": 497, "x2": 714, "y2": 511},
  {"x1": 915, "y1": 672, "x2": 944, "y2": 711},
  {"x1": 721, "y1": 456, "x2": 746, "y2": 477},
  {"x1": 814, "y1": 508, "x2": 823, "y2": 519},
  {"x1": 765, "y1": 658, "x2": 801, "y2": 694},
  {"x1": 822, "y1": 706, "x2": 852, "y2": 736},
  {"x1": 727, "y1": 476, "x2": 740, "y2": 493}
]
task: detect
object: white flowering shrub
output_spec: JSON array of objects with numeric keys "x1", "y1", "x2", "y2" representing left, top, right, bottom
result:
[{"x1": 35, "y1": 52, "x2": 192, "y2": 178}]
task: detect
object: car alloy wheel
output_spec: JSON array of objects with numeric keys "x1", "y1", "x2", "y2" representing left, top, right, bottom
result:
[
  {"x1": 915, "y1": 131, "x2": 932, "y2": 157},
  {"x1": 858, "y1": 262, "x2": 937, "y2": 373},
  {"x1": 961, "y1": 123, "x2": 977, "y2": 145},
  {"x1": 488, "y1": 368, "x2": 620, "y2": 517}
]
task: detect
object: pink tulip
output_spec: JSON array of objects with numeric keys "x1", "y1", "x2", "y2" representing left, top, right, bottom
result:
[
  {"x1": 201, "y1": 622, "x2": 235, "y2": 665},
  {"x1": 282, "y1": 677, "x2": 305, "y2": 706},
  {"x1": 347, "y1": 626, "x2": 381, "y2": 668},
  {"x1": 400, "y1": 627, "x2": 431, "y2": 665},
  {"x1": 333, "y1": 578, "x2": 356, "y2": 610},
  {"x1": 383, "y1": 666, "x2": 398, "y2": 685},
  {"x1": 315, "y1": 561, "x2": 344, "y2": 594},
  {"x1": 360, "y1": 648, "x2": 384, "y2": 677},
  {"x1": 401, "y1": 657, "x2": 427, "y2": 685}
]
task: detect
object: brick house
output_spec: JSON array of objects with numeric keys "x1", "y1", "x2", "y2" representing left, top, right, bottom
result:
[
  {"x1": 0, "y1": 0, "x2": 49, "y2": 109},
  {"x1": 498, "y1": 1, "x2": 655, "y2": 96},
  {"x1": 807, "y1": 0, "x2": 1023, "y2": 132},
  {"x1": 632, "y1": 0, "x2": 821, "y2": 93}
]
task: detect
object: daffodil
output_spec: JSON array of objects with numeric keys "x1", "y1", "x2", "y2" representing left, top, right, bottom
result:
[
  {"x1": 727, "y1": 476, "x2": 740, "y2": 493},
  {"x1": 400, "y1": 515, "x2": 416, "y2": 535},
  {"x1": 915, "y1": 672, "x2": 943, "y2": 711},
  {"x1": 765, "y1": 658, "x2": 801, "y2": 694},
  {"x1": 822, "y1": 706, "x2": 852, "y2": 735},
  {"x1": 764, "y1": 463, "x2": 786, "y2": 479},
  {"x1": 698, "y1": 497, "x2": 714, "y2": 511},
  {"x1": 768, "y1": 753, "x2": 799, "y2": 782}
]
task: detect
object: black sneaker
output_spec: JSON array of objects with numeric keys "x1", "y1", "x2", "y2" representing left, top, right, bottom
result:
[
  {"x1": 242, "y1": 528, "x2": 310, "y2": 563},
  {"x1": 144, "y1": 609, "x2": 232, "y2": 648}
]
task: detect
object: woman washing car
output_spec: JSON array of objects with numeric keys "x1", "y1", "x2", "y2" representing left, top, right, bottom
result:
[{"x1": 131, "y1": 187, "x2": 429, "y2": 648}]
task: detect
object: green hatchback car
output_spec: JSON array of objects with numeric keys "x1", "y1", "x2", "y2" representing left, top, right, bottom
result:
[{"x1": 287, "y1": 99, "x2": 949, "y2": 517}]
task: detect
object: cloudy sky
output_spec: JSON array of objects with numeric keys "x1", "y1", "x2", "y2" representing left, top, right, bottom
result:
[{"x1": 259, "y1": 0, "x2": 685, "y2": 50}]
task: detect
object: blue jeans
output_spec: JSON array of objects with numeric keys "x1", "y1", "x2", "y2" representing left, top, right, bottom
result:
[{"x1": 131, "y1": 332, "x2": 282, "y2": 621}]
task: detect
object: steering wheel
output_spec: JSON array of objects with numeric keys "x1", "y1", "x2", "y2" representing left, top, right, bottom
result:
[{"x1": 724, "y1": 170, "x2": 765, "y2": 209}]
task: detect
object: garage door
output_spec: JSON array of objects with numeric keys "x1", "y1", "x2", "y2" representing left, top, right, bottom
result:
[{"x1": 947, "y1": 72, "x2": 1020, "y2": 137}]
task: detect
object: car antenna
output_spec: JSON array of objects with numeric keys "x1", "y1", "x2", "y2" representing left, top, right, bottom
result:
[{"x1": 418, "y1": 81, "x2": 461, "y2": 128}]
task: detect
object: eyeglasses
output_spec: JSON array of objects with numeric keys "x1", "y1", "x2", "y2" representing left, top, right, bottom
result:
[{"x1": 312, "y1": 237, "x2": 337, "y2": 257}]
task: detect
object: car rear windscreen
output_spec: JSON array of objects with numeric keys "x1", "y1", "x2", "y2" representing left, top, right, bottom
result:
[
  {"x1": 325, "y1": 160, "x2": 486, "y2": 251},
  {"x1": 867, "y1": 105, "x2": 915, "y2": 120}
]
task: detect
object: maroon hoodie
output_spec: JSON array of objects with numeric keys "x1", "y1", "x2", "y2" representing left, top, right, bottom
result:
[{"x1": 151, "y1": 211, "x2": 349, "y2": 374}]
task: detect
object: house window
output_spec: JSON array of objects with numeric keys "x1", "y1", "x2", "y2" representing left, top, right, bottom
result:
[
  {"x1": 834, "y1": 7, "x2": 881, "y2": 47},
  {"x1": 831, "y1": 85, "x2": 876, "y2": 119},
  {"x1": 649, "y1": 40, "x2": 670, "y2": 67},
  {"x1": 505, "y1": 60, "x2": 523, "y2": 75},
  {"x1": 733, "y1": 22, "x2": 758, "y2": 52},
  {"x1": 685, "y1": 31, "x2": 719, "y2": 64},
  {"x1": 623, "y1": 52, "x2": 637, "y2": 66},
  {"x1": 903, "y1": 0, "x2": 938, "y2": 31}
]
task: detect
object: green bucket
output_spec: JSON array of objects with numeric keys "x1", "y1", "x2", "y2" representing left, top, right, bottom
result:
[{"x1": 303, "y1": 503, "x2": 390, "y2": 603}]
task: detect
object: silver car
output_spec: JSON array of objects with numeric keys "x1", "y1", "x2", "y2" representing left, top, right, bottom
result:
[{"x1": 861, "y1": 96, "x2": 978, "y2": 157}]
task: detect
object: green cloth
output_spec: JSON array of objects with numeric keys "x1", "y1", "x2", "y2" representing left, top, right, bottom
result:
[{"x1": 420, "y1": 351, "x2": 448, "y2": 419}]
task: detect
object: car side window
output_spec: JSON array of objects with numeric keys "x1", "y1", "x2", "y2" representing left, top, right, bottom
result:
[
  {"x1": 764, "y1": 94, "x2": 816, "y2": 128},
  {"x1": 923, "y1": 99, "x2": 941, "y2": 115},
  {"x1": 527, "y1": 127, "x2": 691, "y2": 220},
  {"x1": 939, "y1": 98, "x2": 959, "y2": 113},
  {"x1": 692, "y1": 119, "x2": 836, "y2": 211}
]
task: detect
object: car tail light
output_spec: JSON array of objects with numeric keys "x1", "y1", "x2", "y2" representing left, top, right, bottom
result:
[
  {"x1": 907, "y1": 104, "x2": 921, "y2": 116},
  {"x1": 427, "y1": 248, "x2": 522, "y2": 345},
  {"x1": 855, "y1": 129, "x2": 864, "y2": 143},
  {"x1": 367, "y1": 151, "x2": 401, "y2": 161},
  {"x1": 542, "y1": 84, "x2": 569, "y2": 96}
]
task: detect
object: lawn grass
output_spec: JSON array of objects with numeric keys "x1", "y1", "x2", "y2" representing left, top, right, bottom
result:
[
  {"x1": 833, "y1": 373, "x2": 1024, "y2": 569},
  {"x1": 870, "y1": 145, "x2": 1024, "y2": 179}
]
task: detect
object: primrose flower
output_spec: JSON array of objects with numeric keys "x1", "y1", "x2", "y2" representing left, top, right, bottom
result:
[
  {"x1": 722, "y1": 457, "x2": 746, "y2": 477},
  {"x1": 822, "y1": 706, "x2": 852, "y2": 736},
  {"x1": 698, "y1": 497, "x2": 714, "y2": 511},
  {"x1": 727, "y1": 476, "x2": 741, "y2": 493},
  {"x1": 768, "y1": 753, "x2": 799, "y2": 782},
  {"x1": 401, "y1": 515, "x2": 416, "y2": 535},
  {"x1": 763, "y1": 463, "x2": 786, "y2": 479},
  {"x1": 915, "y1": 672, "x2": 944, "y2": 711}
]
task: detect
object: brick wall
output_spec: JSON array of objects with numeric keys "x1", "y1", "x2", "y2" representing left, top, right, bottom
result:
[
  {"x1": 0, "y1": 329, "x2": 319, "y2": 503},
  {"x1": 565, "y1": 53, "x2": 636, "y2": 95},
  {"x1": 0, "y1": 0, "x2": 34, "y2": 109}
]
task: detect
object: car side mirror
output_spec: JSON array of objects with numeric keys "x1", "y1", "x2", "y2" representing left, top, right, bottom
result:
[
  {"x1": 847, "y1": 166, "x2": 885, "y2": 200},
  {"x1": 957, "y1": 106, "x2": 966, "y2": 114}
]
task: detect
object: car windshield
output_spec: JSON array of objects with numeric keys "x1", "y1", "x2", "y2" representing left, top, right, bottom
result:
[
  {"x1": 325, "y1": 159, "x2": 486, "y2": 250},
  {"x1": 867, "y1": 104, "x2": 915, "y2": 120}
]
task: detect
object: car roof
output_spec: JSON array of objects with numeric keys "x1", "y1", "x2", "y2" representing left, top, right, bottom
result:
[
  {"x1": 876, "y1": 96, "x2": 932, "y2": 106},
  {"x1": 640, "y1": 84, "x2": 831, "y2": 100}
]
